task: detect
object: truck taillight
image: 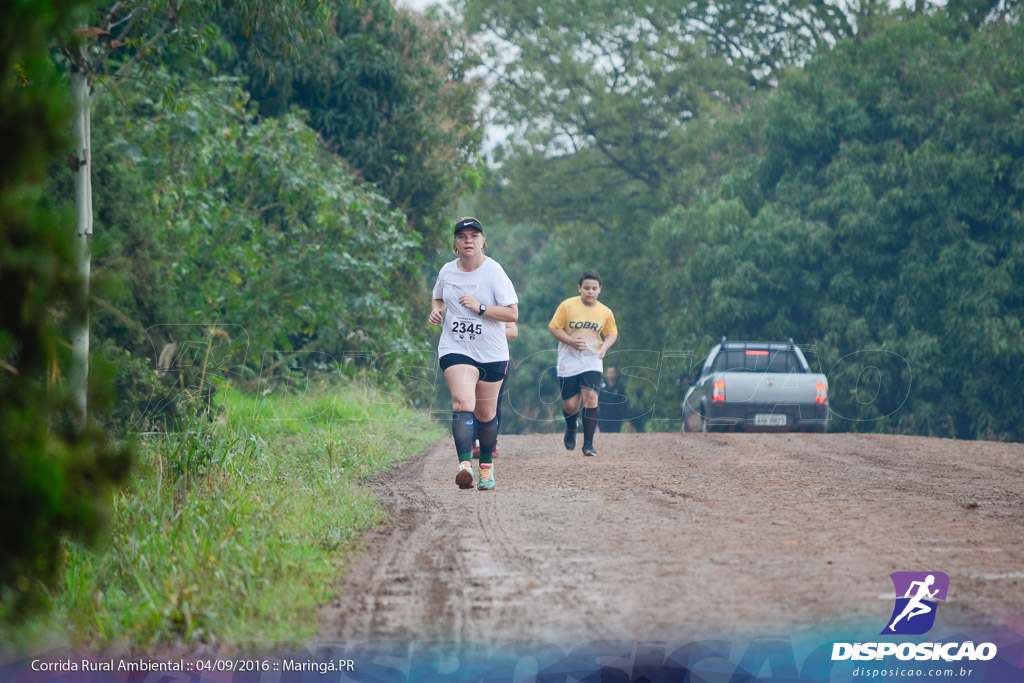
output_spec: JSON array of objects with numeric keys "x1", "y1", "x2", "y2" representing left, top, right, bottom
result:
[
  {"x1": 713, "y1": 380, "x2": 726, "y2": 402},
  {"x1": 815, "y1": 381, "x2": 828, "y2": 404}
]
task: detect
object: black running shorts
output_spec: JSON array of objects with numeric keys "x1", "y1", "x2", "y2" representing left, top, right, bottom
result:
[
  {"x1": 439, "y1": 353, "x2": 509, "y2": 383},
  {"x1": 558, "y1": 370, "x2": 602, "y2": 401}
]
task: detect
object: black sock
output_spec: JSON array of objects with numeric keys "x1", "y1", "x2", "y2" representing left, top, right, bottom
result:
[
  {"x1": 476, "y1": 416, "x2": 498, "y2": 465},
  {"x1": 494, "y1": 379, "x2": 506, "y2": 448},
  {"x1": 582, "y1": 406, "x2": 599, "y2": 446},
  {"x1": 452, "y1": 411, "x2": 475, "y2": 462},
  {"x1": 563, "y1": 409, "x2": 579, "y2": 432},
  {"x1": 496, "y1": 377, "x2": 507, "y2": 425}
]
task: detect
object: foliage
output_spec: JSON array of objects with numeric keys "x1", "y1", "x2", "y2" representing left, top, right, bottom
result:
[
  {"x1": 1, "y1": 383, "x2": 443, "y2": 651},
  {"x1": 0, "y1": 0, "x2": 132, "y2": 620},
  {"x1": 58, "y1": 0, "x2": 331, "y2": 97},
  {"x1": 60, "y1": 71, "x2": 427, "y2": 424},
  {"x1": 42, "y1": 0, "x2": 336, "y2": 432},
  {"x1": 469, "y1": 4, "x2": 1024, "y2": 441},
  {"x1": 459, "y1": 0, "x2": 858, "y2": 233},
  {"x1": 646, "y1": 15, "x2": 1024, "y2": 439},
  {"x1": 50, "y1": 0, "x2": 484, "y2": 431},
  {"x1": 214, "y1": 0, "x2": 484, "y2": 250}
]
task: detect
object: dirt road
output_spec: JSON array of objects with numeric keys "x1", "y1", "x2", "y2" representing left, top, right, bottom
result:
[{"x1": 319, "y1": 432, "x2": 1024, "y2": 645}]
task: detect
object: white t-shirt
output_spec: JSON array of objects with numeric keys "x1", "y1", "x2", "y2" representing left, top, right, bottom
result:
[{"x1": 432, "y1": 257, "x2": 518, "y2": 363}]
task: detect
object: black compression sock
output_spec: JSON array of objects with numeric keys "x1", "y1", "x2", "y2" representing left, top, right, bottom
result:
[
  {"x1": 452, "y1": 410, "x2": 475, "y2": 462},
  {"x1": 582, "y1": 406, "x2": 599, "y2": 446},
  {"x1": 476, "y1": 416, "x2": 498, "y2": 465}
]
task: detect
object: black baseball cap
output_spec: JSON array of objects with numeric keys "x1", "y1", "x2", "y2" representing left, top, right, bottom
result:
[{"x1": 454, "y1": 217, "x2": 483, "y2": 234}]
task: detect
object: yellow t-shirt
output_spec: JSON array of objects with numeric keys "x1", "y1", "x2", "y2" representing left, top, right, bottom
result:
[{"x1": 548, "y1": 296, "x2": 618, "y2": 377}]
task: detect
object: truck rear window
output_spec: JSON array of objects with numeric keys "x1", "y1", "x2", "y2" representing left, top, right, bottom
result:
[{"x1": 713, "y1": 349, "x2": 804, "y2": 373}]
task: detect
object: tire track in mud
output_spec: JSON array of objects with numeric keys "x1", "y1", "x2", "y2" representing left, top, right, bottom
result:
[{"x1": 319, "y1": 432, "x2": 1024, "y2": 645}]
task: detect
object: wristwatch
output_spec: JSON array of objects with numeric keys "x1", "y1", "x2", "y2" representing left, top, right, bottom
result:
[{"x1": 479, "y1": 304, "x2": 487, "y2": 316}]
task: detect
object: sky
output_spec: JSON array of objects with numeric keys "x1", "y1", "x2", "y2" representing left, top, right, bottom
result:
[{"x1": 393, "y1": 0, "x2": 445, "y2": 12}]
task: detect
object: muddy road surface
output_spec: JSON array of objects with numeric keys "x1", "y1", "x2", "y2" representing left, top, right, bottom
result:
[{"x1": 319, "y1": 433, "x2": 1024, "y2": 645}]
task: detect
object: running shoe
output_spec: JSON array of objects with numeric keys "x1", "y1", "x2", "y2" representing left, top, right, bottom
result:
[
  {"x1": 472, "y1": 439, "x2": 480, "y2": 459},
  {"x1": 582, "y1": 443, "x2": 597, "y2": 457},
  {"x1": 478, "y1": 463, "x2": 495, "y2": 490},
  {"x1": 456, "y1": 462, "x2": 474, "y2": 489},
  {"x1": 563, "y1": 428, "x2": 577, "y2": 451},
  {"x1": 492, "y1": 445, "x2": 499, "y2": 458}
]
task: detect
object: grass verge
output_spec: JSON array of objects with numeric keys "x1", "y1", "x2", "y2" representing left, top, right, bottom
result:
[{"x1": 3, "y1": 380, "x2": 443, "y2": 653}]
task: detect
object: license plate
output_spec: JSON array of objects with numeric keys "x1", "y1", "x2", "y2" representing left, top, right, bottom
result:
[{"x1": 754, "y1": 413, "x2": 787, "y2": 426}]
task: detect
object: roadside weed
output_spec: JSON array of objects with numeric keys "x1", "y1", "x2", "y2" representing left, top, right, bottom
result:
[{"x1": 5, "y1": 383, "x2": 441, "y2": 652}]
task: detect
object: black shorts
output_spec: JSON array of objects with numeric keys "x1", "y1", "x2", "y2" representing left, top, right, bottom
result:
[
  {"x1": 558, "y1": 371, "x2": 603, "y2": 401},
  {"x1": 439, "y1": 353, "x2": 509, "y2": 383}
]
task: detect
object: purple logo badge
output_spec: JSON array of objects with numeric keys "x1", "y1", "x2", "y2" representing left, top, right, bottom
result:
[{"x1": 881, "y1": 571, "x2": 949, "y2": 635}]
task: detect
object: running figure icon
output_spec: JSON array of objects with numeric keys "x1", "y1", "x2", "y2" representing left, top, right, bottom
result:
[
  {"x1": 882, "y1": 571, "x2": 949, "y2": 635},
  {"x1": 888, "y1": 574, "x2": 938, "y2": 631}
]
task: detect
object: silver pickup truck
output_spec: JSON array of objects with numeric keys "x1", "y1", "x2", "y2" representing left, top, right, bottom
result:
[{"x1": 682, "y1": 339, "x2": 829, "y2": 433}]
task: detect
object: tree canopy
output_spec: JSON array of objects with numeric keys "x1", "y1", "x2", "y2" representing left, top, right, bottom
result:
[
  {"x1": 459, "y1": 0, "x2": 859, "y2": 231},
  {"x1": 469, "y1": 5, "x2": 1024, "y2": 440},
  {"x1": 215, "y1": 0, "x2": 483, "y2": 248}
]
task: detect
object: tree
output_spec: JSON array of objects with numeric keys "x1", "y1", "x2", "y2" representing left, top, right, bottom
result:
[
  {"x1": 213, "y1": 0, "x2": 483, "y2": 251},
  {"x1": 91, "y1": 72, "x2": 423, "y2": 380},
  {"x1": 57, "y1": 0, "x2": 330, "y2": 428},
  {"x1": 459, "y1": 0, "x2": 856, "y2": 232},
  {"x1": 1, "y1": 0, "x2": 130, "y2": 620},
  {"x1": 467, "y1": 2, "x2": 1024, "y2": 440},
  {"x1": 647, "y1": 13, "x2": 1024, "y2": 439}
]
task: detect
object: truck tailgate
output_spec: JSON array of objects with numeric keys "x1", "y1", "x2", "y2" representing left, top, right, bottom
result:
[{"x1": 715, "y1": 372, "x2": 825, "y2": 404}]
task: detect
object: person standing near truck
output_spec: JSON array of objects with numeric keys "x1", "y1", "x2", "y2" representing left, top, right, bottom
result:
[
  {"x1": 597, "y1": 365, "x2": 630, "y2": 433},
  {"x1": 548, "y1": 270, "x2": 618, "y2": 456}
]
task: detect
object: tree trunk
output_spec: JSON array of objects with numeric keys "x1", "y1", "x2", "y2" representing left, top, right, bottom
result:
[{"x1": 70, "y1": 68, "x2": 93, "y2": 429}]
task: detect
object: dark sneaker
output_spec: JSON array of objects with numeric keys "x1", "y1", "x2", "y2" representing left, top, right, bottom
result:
[
  {"x1": 472, "y1": 439, "x2": 480, "y2": 459},
  {"x1": 563, "y1": 428, "x2": 577, "y2": 451},
  {"x1": 456, "y1": 462, "x2": 474, "y2": 489},
  {"x1": 582, "y1": 443, "x2": 597, "y2": 457}
]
